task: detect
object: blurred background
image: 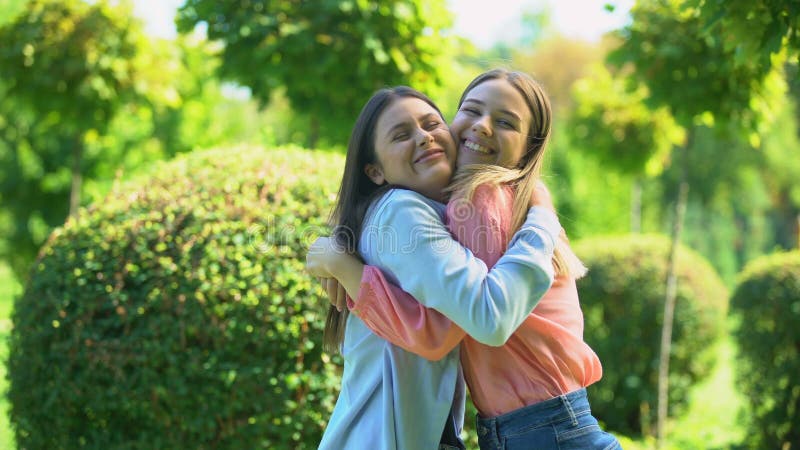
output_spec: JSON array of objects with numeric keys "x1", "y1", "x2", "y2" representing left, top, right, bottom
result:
[{"x1": 0, "y1": 0, "x2": 798, "y2": 448}]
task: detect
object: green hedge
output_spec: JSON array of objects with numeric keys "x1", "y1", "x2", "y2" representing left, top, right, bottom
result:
[
  {"x1": 8, "y1": 145, "x2": 344, "y2": 449},
  {"x1": 730, "y1": 250, "x2": 800, "y2": 449},
  {"x1": 573, "y1": 234, "x2": 728, "y2": 437}
]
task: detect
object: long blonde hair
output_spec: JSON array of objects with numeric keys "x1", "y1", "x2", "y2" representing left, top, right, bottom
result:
[{"x1": 446, "y1": 69, "x2": 587, "y2": 278}]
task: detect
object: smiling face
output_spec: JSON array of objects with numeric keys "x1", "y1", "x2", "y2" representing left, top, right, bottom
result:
[
  {"x1": 366, "y1": 97, "x2": 456, "y2": 202},
  {"x1": 450, "y1": 78, "x2": 532, "y2": 169}
]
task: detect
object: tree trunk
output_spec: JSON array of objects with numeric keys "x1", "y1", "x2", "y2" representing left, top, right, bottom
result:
[
  {"x1": 796, "y1": 213, "x2": 800, "y2": 249},
  {"x1": 656, "y1": 133, "x2": 691, "y2": 448},
  {"x1": 307, "y1": 114, "x2": 320, "y2": 149},
  {"x1": 631, "y1": 177, "x2": 642, "y2": 233},
  {"x1": 69, "y1": 137, "x2": 83, "y2": 218}
]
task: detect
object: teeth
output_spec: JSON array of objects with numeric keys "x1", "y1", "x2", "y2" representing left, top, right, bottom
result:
[{"x1": 464, "y1": 140, "x2": 491, "y2": 154}]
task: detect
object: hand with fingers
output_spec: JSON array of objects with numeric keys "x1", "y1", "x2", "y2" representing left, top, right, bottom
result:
[
  {"x1": 319, "y1": 277, "x2": 348, "y2": 312},
  {"x1": 529, "y1": 179, "x2": 555, "y2": 213},
  {"x1": 306, "y1": 236, "x2": 364, "y2": 312}
]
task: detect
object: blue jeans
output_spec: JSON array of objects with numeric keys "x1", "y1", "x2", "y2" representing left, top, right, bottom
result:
[{"x1": 475, "y1": 389, "x2": 621, "y2": 450}]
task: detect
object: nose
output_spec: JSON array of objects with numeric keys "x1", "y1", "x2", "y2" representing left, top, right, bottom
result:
[
  {"x1": 418, "y1": 129, "x2": 434, "y2": 147},
  {"x1": 472, "y1": 115, "x2": 492, "y2": 136}
]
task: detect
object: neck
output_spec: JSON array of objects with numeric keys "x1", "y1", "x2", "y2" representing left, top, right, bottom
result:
[{"x1": 419, "y1": 186, "x2": 447, "y2": 203}]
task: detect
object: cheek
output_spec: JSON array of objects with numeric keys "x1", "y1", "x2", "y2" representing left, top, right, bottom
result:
[
  {"x1": 376, "y1": 146, "x2": 402, "y2": 174},
  {"x1": 515, "y1": 139, "x2": 528, "y2": 161},
  {"x1": 449, "y1": 118, "x2": 466, "y2": 139},
  {"x1": 373, "y1": 145, "x2": 391, "y2": 164},
  {"x1": 500, "y1": 138, "x2": 527, "y2": 166},
  {"x1": 438, "y1": 129, "x2": 455, "y2": 146}
]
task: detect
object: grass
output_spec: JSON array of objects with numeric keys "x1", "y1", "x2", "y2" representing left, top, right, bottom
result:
[
  {"x1": 667, "y1": 335, "x2": 746, "y2": 449},
  {"x1": 0, "y1": 261, "x2": 747, "y2": 449}
]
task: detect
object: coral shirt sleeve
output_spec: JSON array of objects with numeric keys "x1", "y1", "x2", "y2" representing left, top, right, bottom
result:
[{"x1": 349, "y1": 265, "x2": 466, "y2": 361}]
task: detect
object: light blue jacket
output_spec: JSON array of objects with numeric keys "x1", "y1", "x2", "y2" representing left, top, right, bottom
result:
[{"x1": 318, "y1": 189, "x2": 561, "y2": 450}]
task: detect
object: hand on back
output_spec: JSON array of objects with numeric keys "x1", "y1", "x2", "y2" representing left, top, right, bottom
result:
[
  {"x1": 306, "y1": 236, "x2": 352, "y2": 312},
  {"x1": 529, "y1": 179, "x2": 556, "y2": 214}
]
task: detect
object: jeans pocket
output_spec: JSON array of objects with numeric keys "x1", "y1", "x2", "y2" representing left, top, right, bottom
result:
[
  {"x1": 500, "y1": 425, "x2": 558, "y2": 450},
  {"x1": 554, "y1": 414, "x2": 621, "y2": 450}
]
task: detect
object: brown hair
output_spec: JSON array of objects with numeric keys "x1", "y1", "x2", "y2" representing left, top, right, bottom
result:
[{"x1": 323, "y1": 86, "x2": 447, "y2": 354}]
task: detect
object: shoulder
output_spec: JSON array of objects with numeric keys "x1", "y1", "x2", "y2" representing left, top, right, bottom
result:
[
  {"x1": 472, "y1": 183, "x2": 514, "y2": 207},
  {"x1": 367, "y1": 188, "x2": 445, "y2": 226},
  {"x1": 448, "y1": 183, "x2": 514, "y2": 223}
]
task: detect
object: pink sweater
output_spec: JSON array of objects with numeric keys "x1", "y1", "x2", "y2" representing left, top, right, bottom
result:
[{"x1": 350, "y1": 184, "x2": 602, "y2": 417}]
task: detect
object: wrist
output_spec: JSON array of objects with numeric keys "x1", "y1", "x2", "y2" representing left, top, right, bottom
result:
[{"x1": 322, "y1": 237, "x2": 348, "y2": 279}]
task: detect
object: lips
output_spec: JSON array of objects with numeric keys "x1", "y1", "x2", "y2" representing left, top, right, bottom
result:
[{"x1": 414, "y1": 149, "x2": 445, "y2": 163}]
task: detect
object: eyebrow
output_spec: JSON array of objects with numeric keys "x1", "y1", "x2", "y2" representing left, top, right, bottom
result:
[{"x1": 462, "y1": 99, "x2": 522, "y2": 122}]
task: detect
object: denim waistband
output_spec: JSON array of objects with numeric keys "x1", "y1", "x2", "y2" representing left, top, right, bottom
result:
[{"x1": 476, "y1": 388, "x2": 590, "y2": 438}]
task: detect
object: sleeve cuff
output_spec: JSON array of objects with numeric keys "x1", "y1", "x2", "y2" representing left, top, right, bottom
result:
[
  {"x1": 523, "y1": 206, "x2": 561, "y2": 249},
  {"x1": 348, "y1": 265, "x2": 381, "y2": 315}
]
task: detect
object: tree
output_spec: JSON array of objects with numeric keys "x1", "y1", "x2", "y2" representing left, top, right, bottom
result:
[
  {"x1": 757, "y1": 70, "x2": 800, "y2": 251},
  {"x1": 608, "y1": 0, "x2": 783, "y2": 445},
  {"x1": 175, "y1": 0, "x2": 453, "y2": 148},
  {"x1": 569, "y1": 63, "x2": 683, "y2": 232},
  {"x1": 0, "y1": 0, "x2": 142, "y2": 215},
  {"x1": 516, "y1": 36, "x2": 603, "y2": 114},
  {"x1": 0, "y1": 0, "x2": 144, "y2": 277}
]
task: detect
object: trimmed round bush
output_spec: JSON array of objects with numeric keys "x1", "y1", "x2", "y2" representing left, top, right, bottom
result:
[
  {"x1": 9, "y1": 145, "x2": 344, "y2": 449},
  {"x1": 573, "y1": 234, "x2": 728, "y2": 437},
  {"x1": 730, "y1": 250, "x2": 800, "y2": 449}
]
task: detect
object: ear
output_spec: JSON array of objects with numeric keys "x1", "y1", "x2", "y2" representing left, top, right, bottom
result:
[{"x1": 364, "y1": 163, "x2": 385, "y2": 186}]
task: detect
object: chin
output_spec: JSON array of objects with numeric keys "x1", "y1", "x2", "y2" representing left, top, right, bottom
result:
[
  {"x1": 428, "y1": 170, "x2": 452, "y2": 186},
  {"x1": 458, "y1": 156, "x2": 491, "y2": 167}
]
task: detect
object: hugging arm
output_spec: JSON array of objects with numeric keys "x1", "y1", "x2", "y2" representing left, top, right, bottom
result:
[
  {"x1": 364, "y1": 190, "x2": 559, "y2": 346},
  {"x1": 351, "y1": 185, "x2": 512, "y2": 359},
  {"x1": 354, "y1": 266, "x2": 466, "y2": 360},
  {"x1": 307, "y1": 232, "x2": 465, "y2": 360}
]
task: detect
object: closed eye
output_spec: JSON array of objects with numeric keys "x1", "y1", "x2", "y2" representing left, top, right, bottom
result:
[
  {"x1": 497, "y1": 119, "x2": 515, "y2": 129},
  {"x1": 424, "y1": 120, "x2": 442, "y2": 131}
]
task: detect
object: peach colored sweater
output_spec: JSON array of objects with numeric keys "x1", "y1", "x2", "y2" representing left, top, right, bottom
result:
[{"x1": 351, "y1": 185, "x2": 602, "y2": 417}]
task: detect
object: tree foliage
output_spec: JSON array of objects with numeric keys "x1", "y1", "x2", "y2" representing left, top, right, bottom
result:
[
  {"x1": 0, "y1": 3, "x2": 277, "y2": 278},
  {"x1": 0, "y1": 0, "x2": 143, "y2": 276},
  {"x1": 515, "y1": 36, "x2": 601, "y2": 114},
  {"x1": 690, "y1": 0, "x2": 799, "y2": 70},
  {"x1": 175, "y1": 0, "x2": 453, "y2": 146},
  {"x1": 0, "y1": 0, "x2": 138, "y2": 273},
  {"x1": 0, "y1": 0, "x2": 140, "y2": 135},
  {"x1": 610, "y1": 0, "x2": 770, "y2": 135},
  {"x1": 570, "y1": 63, "x2": 683, "y2": 176},
  {"x1": 606, "y1": 0, "x2": 800, "y2": 260}
]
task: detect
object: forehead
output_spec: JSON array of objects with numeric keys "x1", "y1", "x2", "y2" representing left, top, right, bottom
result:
[
  {"x1": 464, "y1": 79, "x2": 529, "y2": 118},
  {"x1": 376, "y1": 97, "x2": 438, "y2": 131}
]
